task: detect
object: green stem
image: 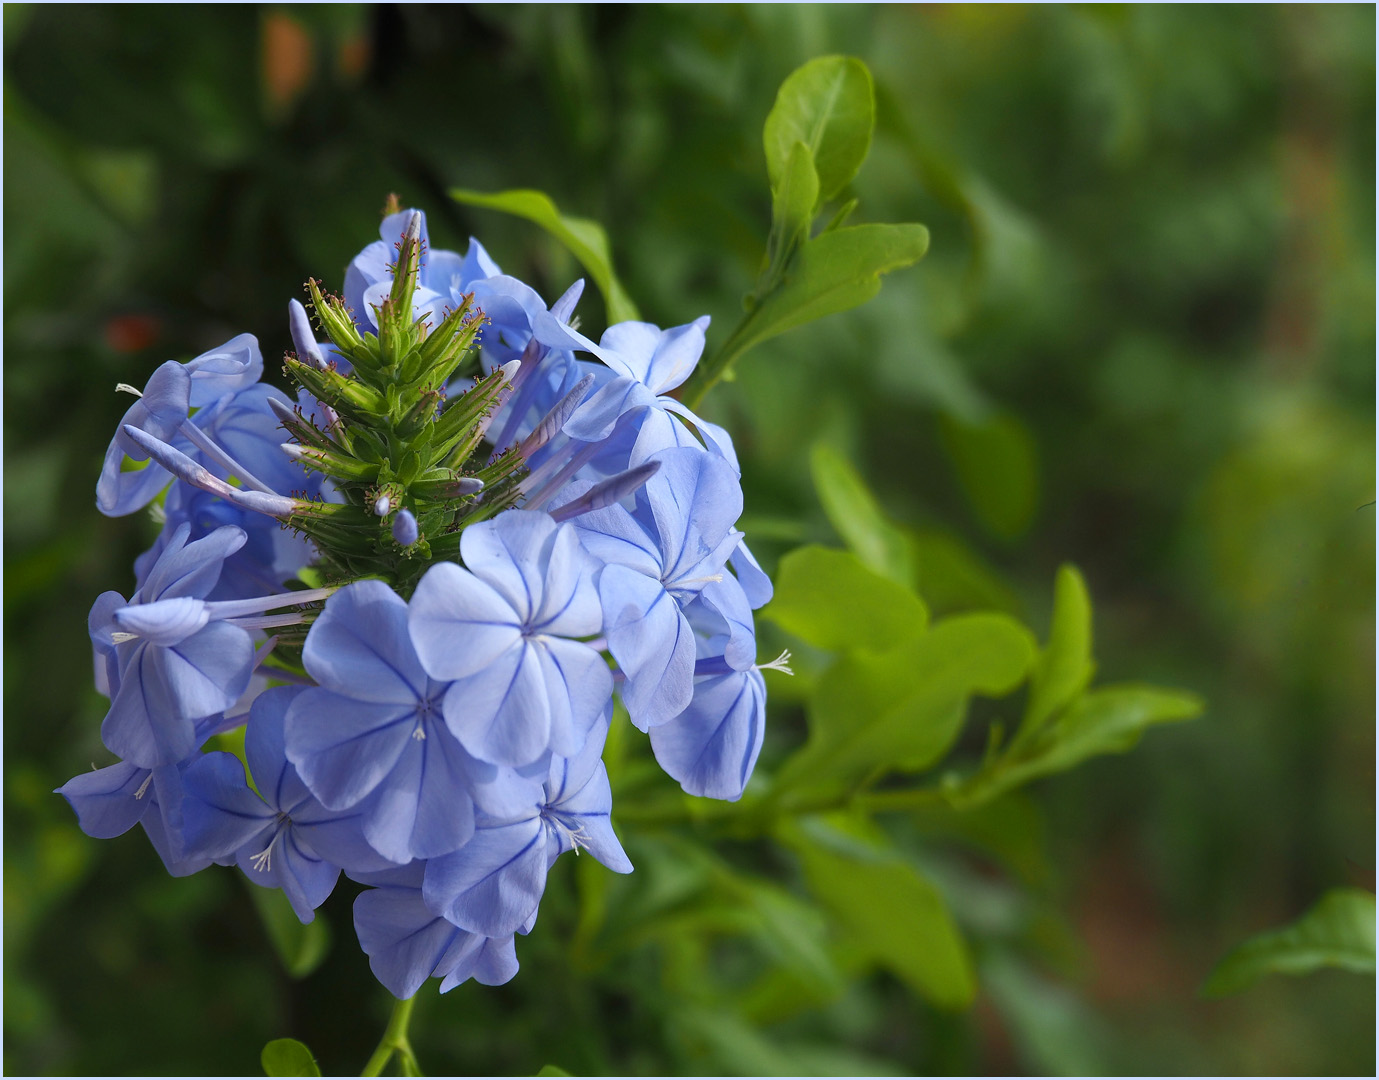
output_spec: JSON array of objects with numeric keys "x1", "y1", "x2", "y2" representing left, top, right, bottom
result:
[
  {"x1": 678, "y1": 309, "x2": 760, "y2": 411},
  {"x1": 361, "y1": 993, "x2": 419, "y2": 1077}
]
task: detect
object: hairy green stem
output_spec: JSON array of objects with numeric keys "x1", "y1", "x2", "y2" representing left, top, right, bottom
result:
[{"x1": 361, "y1": 993, "x2": 420, "y2": 1077}]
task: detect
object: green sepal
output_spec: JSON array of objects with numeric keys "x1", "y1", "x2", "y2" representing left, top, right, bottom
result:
[
  {"x1": 286, "y1": 358, "x2": 388, "y2": 424},
  {"x1": 305, "y1": 279, "x2": 375, "y2": 370},
  {"x1": 406, "y1": 296, "x2": 483, "y2": 386}
]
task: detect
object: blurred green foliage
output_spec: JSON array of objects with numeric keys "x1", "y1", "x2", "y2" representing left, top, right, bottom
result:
[{"x1": 5, "y1": 4, "x2": 1373, "y2": 1076}]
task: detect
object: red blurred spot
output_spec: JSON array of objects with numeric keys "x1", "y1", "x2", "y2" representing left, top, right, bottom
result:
[{"x1": 105, "y1": 314, "x2": 160, "y2": 354}]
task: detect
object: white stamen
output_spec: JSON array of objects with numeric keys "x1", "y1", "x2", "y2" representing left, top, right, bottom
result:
[
  {"x1": 674, "y1": 573, "x2": 724, "y2": 589},
  {"x1": 134, "y1": 773, "x2": 153, "y2": 800},
  {"x1": 412, "y1": 724, "x2": 426, "y2": 741},
  {"x1": 110, "y1": 631, "x2": 139, "y2": 644},
  {"x1": 756, "y1": 648, "x2": 795, "y2": 676},
  {"x1": 547, "y1": 815, "x2": 590, "y2": 854},
  {"x1": 250, "y1": 843, "x2": 274, "y2": 873},
  {"x1": 148, "y1": 501, "x2": 167, "y2": 525},
  {"x1": 115, "y1": 383, "x2": 143, "y2": 397}
]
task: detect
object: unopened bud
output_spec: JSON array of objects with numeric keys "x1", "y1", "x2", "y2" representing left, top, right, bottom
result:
[
  {"x1": 373, "y1": 495, "x2": 391, "y2": 516},
  {"x1": 391, "y1": 508, "x2": 419, "y2": 547}
]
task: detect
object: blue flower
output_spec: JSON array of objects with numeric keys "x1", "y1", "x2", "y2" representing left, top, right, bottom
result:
[
  {"x1": 352, "y1": 864, "x2": 519, "y2": 1000},
  {"x1": 421, "y1": 712, "x2": 631, "y2": 938},
  {"x1": 570, "y1": 447, "x2": 743, "y2": 730},
  {"x1": 563, "y1": 317, "x2": 740, "y2": 473},
  {"x1": 181, "y1": 687, "x2": 397, "y2": 921},
  {"x1": 56, "y1": 710, "x2": 243, "y2": 876},
  {"x1": 96, "y1": 523, "x2": 335, "y2": 769},
  {"x1": 96, "y1": 335, "x2": 266, "y2": 516},
  {"x1": 284, "y1": 580, "x2": 501, "y2": 864},
  {"x1": 96, "y1": 525, "x2": 258, "y2": 767},
  {"x1": 408, "y1": 510, "x2": 612, "y2": 767}
]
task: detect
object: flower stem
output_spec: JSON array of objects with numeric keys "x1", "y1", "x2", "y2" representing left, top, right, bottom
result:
[{"x1": 361, "y1": 993, "x2": 420, "y2": 1077}]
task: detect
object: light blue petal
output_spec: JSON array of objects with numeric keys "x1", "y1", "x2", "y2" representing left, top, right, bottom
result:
[
  {"x1": 408, "y1": 561, "x2": 523, "y2": 681},
  {"x1": 181, "y1": 751, "x2": 274, "y2": 860},
  {"x1": 442, "y1": 641, "x2": 551, "y2": 767},
  {"x1": 155, "y1": 620, "x2": 256, "y2": 718},
  {"x1": 535, "y1": 637, "x2": 613, "y2": 758},
  {"x1": 729, "y1": 538, "x2": 773, "y2": 609},
  {"x1": 184, "y1": 333, "x2": 263, "y2": 407},
  {"x1": 439, "y1": 934, "x2": 519, "y2": 992},
  {"x1": 240, "y1": 828, "x2": 339, "y2": 924},
  {"x1": 422, "y1": 817, "x2": 548, "y2": 937},
  {"x1": 304, "y1": 580, "x2": 429, "y2": 704},
  {"x1": 244, "y1": 686, "x2": 313, "y2": 812},
  {"x1": 101, "y1": 642, "x2": 199, "y2": 768},
  {"x1": 285, "y1": 689, "x2": 416, "y2": 809},
  {"x1": 599, "y1": 565, "x2": 696, "y2": 731},
  {"x1": 545, "y1": 734, "x2": 632, "y2": 874},
  {"x1": 648, "y1": 668, "x2": 765, "y2": 801},
  {"x1": 360, "y1": 724, "x2": 476, "y2": 863},
  {"x1": 562, "y1": 377, "x2": 657, "y2": 442},
  {"x1": 354, "y1": 882, "x2": 484, "y2": 1000},
  {"x1": 56, "y1": 761, "x2": 151, "y2": 839}
]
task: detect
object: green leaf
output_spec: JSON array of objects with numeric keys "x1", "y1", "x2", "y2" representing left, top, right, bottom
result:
[
  {"x1": 911, "y1": 528, "x2": 1022, "y2": 617},
  {"x1": 535, "y1": 1066, "x2": 572, "y2": 1077},
  {"x1": 734, "y1": 876, "x2": 840, "y2": 993},
  {"x1": 938, "y1": 411, "x2": 1039, "y2": 540},
  {"x1": 777, "y1": 613, "x2": 1035, "y2": 794},
  {"x1": 1202, "y1": 888, "x2": 1377, "y2": 997},
  {"x1": 763, "y1": 544, "x2": 927, "y2": 654},
  {"x1": 790, "y1": 825, "x2": 976, "y2": 1009},
  {"x1": 738, "y1": 223, "x2": 929, "y2": 357},
  {"x1": 764, "y1": 140, "x2": 820, "y2": 281},
  {"x1": 261, "y1": 1038, "x2": 321, "y2": 1077},
  {"x1": 962, "y1": 684, "x2": 1202, "y2": 805},
  {"x1": 810, "y1": 442, "x2": 915, "y2": 587},
  {"x1": 764, "y1": 55, "x2": 875, "y2": 202},
  {"x1": 1019, "y1": 564, "x2": 1095, "y2": 741},
  {"x1": 450, "y1": 187, "x2": 640, "y2": 324},
  {"x1": 248, "y1": 883, "x2": 331, "y2": 979}
]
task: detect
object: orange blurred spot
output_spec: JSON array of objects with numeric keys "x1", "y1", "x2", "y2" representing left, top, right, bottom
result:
[
  {"x1": 105, "y1": 314, "x2": 160, "y2": 354},
  {"x1": 263, "y1": 11, "x2": 314, "y2": 112},
  {"x1": 338, "y1": 33, "x2": 370, "y2": 81}
]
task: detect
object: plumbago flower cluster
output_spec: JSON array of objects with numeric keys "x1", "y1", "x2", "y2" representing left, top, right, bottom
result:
[{"x1": 61, "y1": 207, "x2": 786, "y2": 1000}]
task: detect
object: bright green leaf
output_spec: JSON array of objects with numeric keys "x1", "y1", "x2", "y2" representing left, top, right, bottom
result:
[
  {"x1": 450, "y1": 187, "x2": 640, "y2": 324},
  {"x1": 764, "y1": 55, "x2": 875, "y2": 202},
  {"x1": 535, "y1": 1066, "x2": 573, "y2": 1077},
  {"x1": 1019, "y1": 564, "x2": 1095, "y2": 741},
  {"x1": 765, "y1": 140, "x2": 819, "y2": 280},
  {"x1": 763, "y1": 544, "x2": 927, "y2": 653},
  {"x1": 791, "y1": 826, "x2": 976, "y2": 1009},
  {"x1": 961, "y1": 684, "x2": 1202, "y2": 805},
  {"x1": 810, "y1": 442, "x2": 915, "y2": 587},
  {"x1": 777, "y1": 613, "x2": 1035, "y2": 794},
  {"x1": 248, "y1": 883, "x2": 331, "y2": 979},
  {"x1": 938, "y1": 411, "x2": 1039, "y2": 540},
  {"x1": 1202, "y1": 888, "x2": 1377, "y2": 997},
  {"x1": 261, "y1": 1038, "x2": 321, "y2": 1077},
  {"x1": 739, "y1": 223, "x2": 929, "y2": 357}
]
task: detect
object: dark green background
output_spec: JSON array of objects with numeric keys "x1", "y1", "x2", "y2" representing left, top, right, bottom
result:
[{"x1": 5, "y1": 5, "x2": 1374, "y2": 1075}]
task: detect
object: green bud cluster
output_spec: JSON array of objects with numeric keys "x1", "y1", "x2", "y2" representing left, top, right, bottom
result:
[{"x1": 281, "y1": 223, "x2": 525, "y2": 594}]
